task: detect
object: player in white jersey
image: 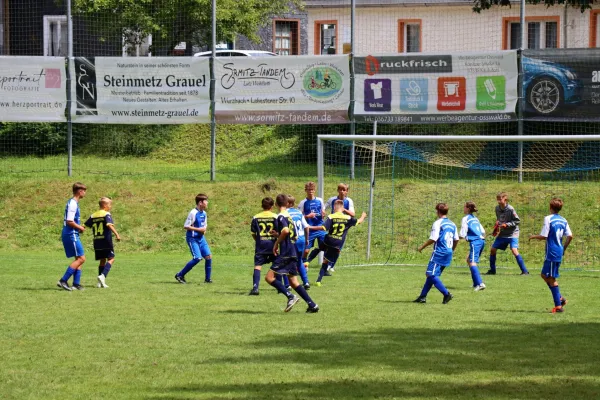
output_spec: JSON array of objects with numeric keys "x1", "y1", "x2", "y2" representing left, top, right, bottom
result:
[
  {"x1": 287, "y1": 196, "x2": 311, "y2": 289},
  {"x1": 459, "y1": 201, "x2": 486, "y2": 291},
  {"x1": 57, "y1": 182, "x2": 87, "y2": 291}
]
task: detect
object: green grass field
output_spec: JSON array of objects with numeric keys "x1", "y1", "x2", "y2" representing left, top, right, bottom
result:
[{"x1": 1, "y1": 252, "x2": 600, "y2": 399}]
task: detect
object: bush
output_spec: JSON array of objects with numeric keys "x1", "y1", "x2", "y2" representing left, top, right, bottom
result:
[{"x1": 0, "y1": 123, "x2": 67, "y2": 156}]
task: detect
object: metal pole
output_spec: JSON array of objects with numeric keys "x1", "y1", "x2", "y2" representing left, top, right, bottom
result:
[
  {"x1": 366, "y1": 121, "x2": 377, "y2": 260},
  {"x1": 517, "y1": 0, "x2": 525, "y2": 183},
  {"x1": 317, "y1": 137, "x2": 324, "y2": 200},
  {"x1": 349, "y1": 0, "x2": 356, "y2": 180},
  {"x1": 66, "y1": 0, "x2": 73, "y2": 177},
  {"x1": 209, "y1": 0, "x2": 217, "y2": 181}
]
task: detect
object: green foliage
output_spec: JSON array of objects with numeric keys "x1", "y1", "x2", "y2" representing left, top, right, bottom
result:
[
  {"x1": 0, "y1": 123, "x2": 66, "y2": 156},
  {"x1": 73, "y1": 124, "x2": 175, "y2": 156},
  {"x1": 473, "y1": 0, "x2": 596, "y2": 13}
]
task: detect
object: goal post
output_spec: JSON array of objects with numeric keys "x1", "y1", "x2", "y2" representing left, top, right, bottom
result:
[{"x1": 317, "y1": 133, "x2": 600, "y2": 270}]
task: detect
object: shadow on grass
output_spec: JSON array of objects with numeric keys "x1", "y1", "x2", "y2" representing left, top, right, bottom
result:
[
  {"x1": 149, "y1": 323, "x2": 600, "y2": 399},
  {"x1": 16, "y1": 287, "x2": 58, "y2": 291},
  {"x1": 218, "y1": 310, "x2": 268, "y2": 315}
]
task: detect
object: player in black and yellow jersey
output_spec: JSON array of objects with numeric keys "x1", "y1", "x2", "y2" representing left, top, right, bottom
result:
[{"x1": 249, "y1": 197, "x2": 278, "y2": 295}]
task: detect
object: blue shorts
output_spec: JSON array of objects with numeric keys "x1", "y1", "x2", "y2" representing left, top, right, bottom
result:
[
  {"x1": 542, "y1": 260, "x2": 561, "y2": 278},
  {"x1": 254, "y1": 253, "x2": 275, "y2": 267},
  {"x1": 62, "y1": 233, "x2": 84, "y2": 258},
  {"x1": 271, "y1": 256, "x2": 298, "y2": 276},
  {"x1": 492, "y1": 237, "x2": 519, "y2": 251},
  {"x1": 426, "y1": 261, "x2": 447, "y2": 277},
  {"x1": 323, "y1": 246, "x2": 341, "y2": 267},
  {"x1": 307, "y1": 230, "x2": 326, "y2": 248},
  {"x1": 468, "y1": 240, "x2": 485, "y2": 263},
  {"x1": 187, "y1": 237, "x2": 211, "y2": 260}
]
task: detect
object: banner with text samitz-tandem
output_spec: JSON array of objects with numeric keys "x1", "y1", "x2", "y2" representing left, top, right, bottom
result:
[
  {"x1": 354, "y1": 51, "x2": 518, "y2": 124},
  {"x1": 70, "y1": 57, "x2": 210, "y2": 124},
  {"x1": 0, "y1": 57, "x2": 67, "y2": 122},
  {"x1": 214, "y1": 55, "x2": 350, "y2": 124}
]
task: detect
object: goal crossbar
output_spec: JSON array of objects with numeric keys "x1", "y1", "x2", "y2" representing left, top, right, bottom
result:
[{"x1": 318, "y1": 134, "x2": 600, "y2": 142}]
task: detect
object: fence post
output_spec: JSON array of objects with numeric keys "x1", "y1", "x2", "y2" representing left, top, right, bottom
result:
[
  {"x1": 209, "y1": 0, "x2": 217, "y2": 181},
  {"x1": 517, "y1": 0, "x2": 525, "y2": 183},
  {"x1": 66, "y1": 0, "x2": 74, "y2": 177},
  {"x1": 349, "y1": 0, "x2": 356, "y2": 180}
]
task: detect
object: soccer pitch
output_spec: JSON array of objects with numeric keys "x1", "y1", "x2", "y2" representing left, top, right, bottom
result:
[{"x1": 1, "y1": 252, "x2": 599, "y2": 399}]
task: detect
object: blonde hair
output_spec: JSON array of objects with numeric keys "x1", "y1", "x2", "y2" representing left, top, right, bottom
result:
[{"x1": 99, "y1": 197, "x2": 112, "y2": 208}]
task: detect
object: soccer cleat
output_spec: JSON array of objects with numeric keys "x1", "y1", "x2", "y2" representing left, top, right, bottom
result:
[
  {"x1": 520, "y1": 272, "x2": 530, "y2": 276},
  {"x1": 57, "y1": 280, "x2": 72, "y2": 291},
  {"x1": 249, "y1": 288, "x2": 259, "y2": 296},
  {"x1": 474, "y1": 283, "x2": 486, "y2": 292},
  {"x1": 412, "y1": 296, "x2": 426, "y2": 303},
  {"x1": 551, "y1": 306, "x2": 565, "y2": 313},
  {"x1": 175, "y1": 274, "x2": 186, "y2": 284},
  {"x1": 204, "y1": 279, "x2": 213, "y2": 283},
  {"x1": 285, "y1": 286, "x2": 292, "y2": 292},
  {"x1": 326, "y1": 266, "x2": 335, "y2": 273},
  {"x1": 96, "y1": 283, "x2": 102, "y2": 288},
  {"x1": 442, "y1": 293, "x2": 454, "y2": 304},
  {"x1": 315, "y1": 281, "x2": 322, "y2": 287},
  {"x1": 485, "y1": 270, "x2": 496, "y2": 275},
  {"x1": 324, "y1": 270, "x2": 332, "y2": 277},
  {"x1": 98, "y1": 274, "x2": 109, "y2": 288},
  {"x1": 284, "y1": 295, "x2": 300, "y2": 312},
  {"x1": 560, "y1": 297, "x2": 567, "y2": 307},
  {"x1": 306, "y1": 304, "x2": 320, "y2": 313},
  {"x1": 303, "y1": 283, "x2": 311, "y2": 290},
  {"x1": 72, "y1": 284, "x2": 85, "y2": 291}
]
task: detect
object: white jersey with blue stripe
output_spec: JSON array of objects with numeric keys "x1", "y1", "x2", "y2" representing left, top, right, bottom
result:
[
  {"x1": 429, "y1": 217, "x2": 459, "y2": 266},
  {"x1": 460, "y1": 214, "x2": 485, "y2": 242},
  {"x1": 184, "y1": 208, "x2": 207, "y2": 239},
  {"x1": 298, "y1": 197, "x2": 325, "y2": 226},
  {"x1": 288, "y1": 207, "x2": 308, "y2": 240},
  {"x1": 540, "y1": 214, "x2": 572, "y2": 262},
  {"x1": 324, "y1": 196, "x2": 355, "y2": 214},
  {"x1": 62, "y1": 198, "x2": 80, "y2": 235}
]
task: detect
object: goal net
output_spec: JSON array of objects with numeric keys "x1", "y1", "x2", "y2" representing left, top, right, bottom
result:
[{"x1": 317, "y1": 132, "x2": 600, "y2": 271}]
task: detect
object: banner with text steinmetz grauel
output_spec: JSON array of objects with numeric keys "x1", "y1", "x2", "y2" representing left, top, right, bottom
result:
[
  {"x1": 70, "y1": 57, "x2": 210, "y2": 124},
  {"x1": 0, "y1": 57, "x2": 67, "y2": 122},
  {"x1": 354, "y1": 51, "x2": 518, "y2": 124},
  {"x1": 214, "y1": 55, "x2": 350, "y2": 124}
]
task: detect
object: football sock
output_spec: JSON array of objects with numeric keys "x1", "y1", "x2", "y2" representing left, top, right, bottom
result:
[
  {"x1": 102, "y1": 263, "x2": 112, "y2": 277},
  {"x1": 179, "y1": 258, "x2": 200, "y2": 277},
  {"x1": 98, "y1": 265, "x2": 104, "y2": 276},
  {"x1": 432, "y1": 276, "x2": 449, "y2": 296},
  {"x1": 294, "y1": 285, "x2": 316, "y2": 308},
  {"x1": 297, "y1": 261, "x2": 309, "y2": 284},
  {"x1": 317, "y1": 264, "x2": 327, "y2": 282},
  {"x1": 283, "y1": 275, "x2": 290, "y2": 288},
  {"x1": 73, "y1": 269, "x2": 82, "y2": 286},
  {"x1": 204, "y1": 258, "x2": 212, "y2": 281},
  {"x1": 515, "y1": 255, "x2": 528, "y2": 273},
  {"x1": 549, "y1": 285, "x2": 562, "y2": 307},
  {"x1": 61, "y1": 267, "x2": 76, "y2": 282},
  {"x1": 270, "y1": 278, "x2": 293, "y2": 299},
  {"x1": 419, "y1": 276, "x2": 434, "y2": 298},
  {"x1": 307, "y1": 248, "x2": 321, "y2": 263},
  {"x1": 489, "y1": 255, "x2": 497, "y2": 272},
  {"x1": 252, "y1": 269, "x2": 261, "y2": 288},
  {"x1": 470, "y1": 266, "x2": 483, "y2": 286}
]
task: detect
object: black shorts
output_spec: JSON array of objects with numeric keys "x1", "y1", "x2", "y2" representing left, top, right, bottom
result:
[
  {"x1": 254, "y1": 253, "x2": 276, "y2": 267},
  {"x1": 324, "y1": 246, "x2": 341, "y2": 267},
  {"x1": 270, "y1": 256, "x2": 298, "y2": 276},
  {"x1": 95, "y1": 249, "x2": 115, "y2": 261}
]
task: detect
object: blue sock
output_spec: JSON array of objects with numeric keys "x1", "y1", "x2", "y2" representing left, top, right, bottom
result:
[
  {"x1": 61, "y1": 267, "x2": 76, "y2": 282},
  {"x1": 307, "y1": 248, "x2": 321, "y2": 263},
  {"x1": 73, "y1": 269, "x2": 82, "y2": 286},
  {"x1": 179, "y1": 258, "x2": 200, "y2": 277},
  {"x1": 204, "y1": 258, "x2": 212, "y2": 281},
  {"x1": 294, "y1": 285, "x2": 316, "y2": 308},
  {"x1": 515, "y1": 255, "x2": 528, "y2": 273},
  {"x1": 298, "y1": 261, "x2": 309, "y2": 284},
  {"x1": 470, "y1": 266, "x2": 483, "y2": 286},
  {"x1": 432, "y1": 276, "x2": 449, "y2": 296},
  {"x1": 489, "y1": 255, "x2": 496, "y2": 272},
  {"x1": 419, "y1": 276, "x2": 434, "y2": 297},
  {"x1": 252, "y1": 269, "x2": 261, "y2": 289},
  {"x1": 270, "y1": 278, "x2": 293, "y2": 299},
  {"x1": 102, "y1": 263, "x2": 112, "y2": 277},
  {"x1": 282, "y1": 275, "x2": 290, "y2": 287},
  {"x1": 317, "y1": 264, "x2": 327, "y2": 282},
  {"x1": 549, "y1": 285, "x2": 562, "y2": 307}
]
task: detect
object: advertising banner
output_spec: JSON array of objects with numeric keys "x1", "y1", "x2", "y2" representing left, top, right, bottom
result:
[
  {"x1": 522, "y1": 49, "x2": 600, "y2": 121},
  {"x1": 0, "y1": 57, "x2": 67, "y2": 122},
  {"x1": 70, "y1": 57, "x2": 210, "y2": 124},
  {"x1": 354, "y1": 51, "x2": 518, "y2": 124},
  {"x1": 214, "y1": 55, "x2": 350, "y2": 124}
]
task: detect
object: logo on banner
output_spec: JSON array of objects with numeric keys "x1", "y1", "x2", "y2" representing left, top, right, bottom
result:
[
  {"x1": 220, "y1": 62, "x2": 295, "y2": 90},
  {"x1": 0, "y1": 68, "x2": 61, "y2": 92},
  {"x1": 356, "y1": 55, "x2": 453, "y2": 75},
  {"x1": 400, "y1": 79, "x2": 428, "y2": 111},
  {"x1": 301, "y1": 63, "x2": 344, "y2": 104},
  {"x1": 437, "y1": 77, "x2": 466, "y2": 111},
  {"x1": 364, "y1": 79, "x2": 391, "y2": 111},
  {"x1": 75, "y1": 57, "x2": 98, "y2": 115},
  {"x1": 476, "y1": 76, "x2": 506, "y2": 110},
  {"x1": 45, "y1": 69, "x2": 62, "y2": 88}
]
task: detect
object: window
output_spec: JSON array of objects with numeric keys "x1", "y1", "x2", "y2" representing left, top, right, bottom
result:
[
  {"x1": 314, "y1": 20, "x2": 337, "y2": 55},
  {"x1": 273, "y1": 20, "x2": 299, "y2": 55},
  {"x1": 590, "y1": 10, "x2": 600, "y2": 48},
  {"x1": 0, "y1": 0, "x2": 4, "y2": 55},
  {"x1": 43, "y1": 16, "x2": 67, "y2": 56},
  {"x1": 398, "y1": 20, "x2": 422, "y2": 53},
  {"x1": 503, "y1": 17, "x2": 560, "y2": 49},
  {"x1": 122, "y1": 29, "x2": 152, "y2": 57}
]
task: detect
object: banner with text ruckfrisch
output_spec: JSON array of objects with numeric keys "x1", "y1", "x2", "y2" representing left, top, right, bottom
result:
[
  {"x1": 354, "y1": 51, "x2": 518, "y2": 124},
  {"x1": 0, "y1": 57, "x2": 67, "y2": 122},
  {"x1": 70, "y1": 57, "x2": 210, "y2": 124},
  {"x1": 214, "y1": 55, "x2": 350, "y2": 124}
]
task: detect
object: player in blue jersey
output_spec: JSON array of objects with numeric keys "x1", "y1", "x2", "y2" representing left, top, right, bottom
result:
[
  {"x1": 298, "y1": 182, "x2": 326, "y2": 268},
  {"x1": 459, "y1": 201, "x2": 486, "y2": 291},
  {"x1": 414, "y1": 203, "x2": 459, "y2": 304},
  {"x1": 175, "y1": 193, "x2": 213, "y2": 284},
  {"x1": 529, "y1": 198, "x2": 573, "y2": 313},
  {"x1": 57, "y1": 182, "x2": 87, "y2": 291},
  {"x1": 486, "y1": 192, "x2": 529, "y2": 275},
  {"x1": 309, "y1": 200, "x2": 367, "y2": 286},
  {"x1": 249, "y1": 197, "x2": 278, "y2": 295},
  {"x1": 287, "y1": 195, "x2": 311, "y2": 290},
  {"x1": 84, "y1": 197, "x2": 122, "y2": 289},
  {"x1": 265, "y1": 194, "x2": 319, "y2": 313},
  {"x1": 324, "y1": 183, "x2": 355, "y2": 217}
]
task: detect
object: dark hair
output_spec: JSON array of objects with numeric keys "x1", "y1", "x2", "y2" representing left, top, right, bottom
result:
[
  {"x1": 195, "y1": 193, "x2": 208, "y2": 205},
  {"x1": 262, "y1": 197, "x2": 274, "y2": 210},
  {"x1": 287, "y1": 195, "x2": 296, "y2": 207},
  {"x1": 465, "y1": 201, "x2": 478, "y2": 213},
  {"x1": 436, "y1": 203, "x2": 449, "y2": 215},
  {"x1": 72, "y1": 182, "x2": 87, "y2": 194},
  {"x1": 550, "y1": 198, "x2": 563, "y2": 213},
  {"x1": 276, "y1": 194, "x2": 288, "y2": 207},
  {"x1": 304, "y1": 181, "x2": 316, "y2": 190},
  {"x1": 337, "y1": 183, "x2": 349, "y2": 191}
]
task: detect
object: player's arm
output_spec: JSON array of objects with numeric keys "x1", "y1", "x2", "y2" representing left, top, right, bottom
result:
[
  {"x1": 563, "y1": 223, "x2": 573, "y2": 252},
  {"x1": 357, "y1": 211, "x2": 367, "y2": 224},
  {"x1": 503, "y1": 207, "x2": 520, "y2": 228},
  {"x1": 529, "y1": 216, "x2": 549, "y2": 241},
  {"x1": 307, "y1": 225, "x2": 326, "y2": 231},
  {"x1": 66, "y1": 203, "x2": 85, "y2": 232},
  {"x1": 418, "y1": 239, "x2": 435, "y2": 253},
  {"x1": 107, "y1": 224, "x2": 121, "y2": 242},
  {"x1": 273, "y1": 226, "x2": 289, "y2": 256},
  {"x1": 459, "y1": 217, "x2": 468, "y2": 240},
  {"x1": 344, "y1": 199, "x2": 356, "y2": 217},
  {"x1": 452, "y1": 230, "x2": 459, "y2": 251},
  {"x1": 528, "y1": 234, "x2": 546, "y2": 241},
  {"x1": 67, "y1": 220, "x2": 86, "y2": 233}
]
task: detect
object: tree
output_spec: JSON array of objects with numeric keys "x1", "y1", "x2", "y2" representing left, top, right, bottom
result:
[
  {"x1": 72, "y1": 0, "x2": 302, "y2": 55},
  {"x1": 473, "y1": 0, "x2": 596, "y2": 13}
]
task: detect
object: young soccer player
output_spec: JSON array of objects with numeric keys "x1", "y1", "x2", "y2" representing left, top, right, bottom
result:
[
  {"x1": 414, "y1": 203, "x2": 459, "y2": 304},
  {"x1": 298, "y1": 182, "x2": 326, "y2": 266},
  {"x1": 325, "y1": 183, "x2": 355, "y2": 217},
  {"x1": 529, "y1": 198, "x2": 573, "y2": 313},
  {"x1": 486, "y1": 192, "x2": 529, "y2": 275},
  {"x1": 57, "y1": 183, "x2": 87, "y2": 291},
  {"x1": 287, "y1": 195, "x2": 311, "y2": 290},
  {"x1": 459, "y1": 201, "x2": 486, "y2": 291},
  {"x1": 175, "y1": 193, "x2": 213, "y2": 284},
  {"x1": 309, "y1": 200, "x2": 367, "y2": 286},
  {"x1": 84, "y1": 197, "x2": 122, "y2": 289},
  {"x1": 249, "y1": 197, "x2": 278, "y2": 295},
  {"x1": 265, "y1": 194, "x2": 319, "y2": 313}
]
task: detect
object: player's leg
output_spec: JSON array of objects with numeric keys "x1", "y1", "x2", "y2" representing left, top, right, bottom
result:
[
  {"x1": 307, "y1": 234, "x2": 325, "y2": 263},
  {"x1": 265, "y1": 268, "x2": 297, "y2": 312},
  {"x1": 98, "y1": 252, "x2": 114, "y2": 288},
  {"x1": 176, "y1": 239, "x2": 201, "y2": 283},
  {"x1": 428, "y1": 263, "x2": 451, "y2": 303},
  {"x1": 414, "y1": 267, "x2": 436, "y2": 303},
  {"x1": 289, "y1": 275, "x2": 318, "y2": 312},
  {"x1": 58, "y1": 234, "x2": 85, "y2": 291},
  {"x1": 250, "y1": 265, "x2": 262, "y2": 295},
  {"x1": 296, "y1": 241, "x2": 310, "y2": 288},
  {"x1": 510, "y1": 242, "x2": 528, "y2": 275},
  {"x1": 470, "y1": 241, "x2": 485, "y2": 290},
  {"x1": 487, "y1": 238, "x2": 507, "y2": 275},
  {"x1": 71, "y1": 255, "x2": 86, "y2": 290},
  {"x1": 200, "y1": 239, "x2": 213, "y2": 283},
  {"x1": 542, "y1": 261, "x2": 565, "y2": 312}
]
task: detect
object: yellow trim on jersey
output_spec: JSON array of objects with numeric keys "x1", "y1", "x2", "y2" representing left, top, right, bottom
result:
[
  {"x1": 328, "y1": 212, "x2": 351, "y2": 220},
  {"x1": 253, "y1": 211, "x2": 278, "y2": 219},
  {"x1": 91, "y1": 210, "x2": 109, "y2": 218}
]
